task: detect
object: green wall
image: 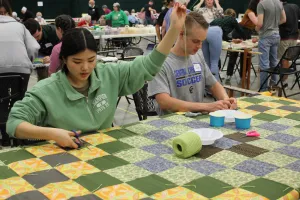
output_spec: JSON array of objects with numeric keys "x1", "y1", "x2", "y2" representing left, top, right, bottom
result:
[{"x1": 10, "y1": 0, "x2": 300, "y2": 19}]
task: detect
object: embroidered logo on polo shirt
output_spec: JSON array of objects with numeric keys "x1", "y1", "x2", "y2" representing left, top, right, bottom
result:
[{"x1": 93, "y1": 94, "x2": 110, "y2": 113}]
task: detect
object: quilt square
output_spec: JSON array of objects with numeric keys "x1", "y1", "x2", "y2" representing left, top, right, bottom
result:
[
  {"x1": 257, "y1": 122, "x2": 290, "y2": 132},
  {"x1": 25, "y1": 144, "x2": 65, "y2": 158},
  {"x1": 274, "y1": 146, "x2": 300, "y2": 159},
  {"x1": 210, "y1": 169, "x2": 257, "y2": 187},
  {"x1": 152, "y1": 186, "x2": 208, "y2": 200},
  {"x1": 285, "y1": 160, "x2": 300, "y2": 172},
  {"x1": 163, "y1": 115, "x2": 194, "y2": 123},
  {"x1": 6, "y1": 191, "x2": 48, "y2": 200},
  {"x1": 0, "y1": 177, "x2": 35, "y2": 200},
  {"x1": 157, "y1": 166, "x2": 204, "y2": 186},
  {"x1": 184, "y1": 160, "x2": 226, "y2": 175},
  {"x1": 246, "y1": 105, "x2": 272, "y2": 112},
  {"x1": 234, "y1": 160, "x2": 278, "y2": 176},
  {"x1": 0, "y1": 166, "x2": 18, "y2": 179},
  {"x1": 211, "y1": 188, "x2": 268, "y2": 200},
  {"x1": 144, "y1": 130, "x2": 177, "y2": 142},
  {"x1": 272, "y1": 118, "x2": 300, "y2": 127},
  {"x1": 68, "y1": 146, "x2": 108, "y2": 161},
  {"x1": 255, "y1": 152, "x2": 298, "y2": 167},
  {"x1": 146, "y1": 119, "x2": 175, "y2": 128},
  {"x1": 87, "y1": 155, "x2": 129, "y2": 171},
  {"x1": 104, "y1": 129, "x2": 136, "y2": 139},
  {"x1": 141, "y1": 144, "x2": 173, "y2": 155},
  {"x1": 247, "y1": 139, "x2": 285, "y2": 151},
  {"x1": 253, "y1": 113, "x2": 281, "y2": 122},
  {"x1": 229, "y1": 143, "x2": 268, "y2": 158},
  {"x1": 264, "y1": 168, "x2": 300, "y2": 189},
  {"x1": 39, "y1": 180, "x2": 90, "y2": 199},
  {"x1": 120, "y1": 136, "x2": 156, "y2": 148},
  {"x1": 96, "y1": 141, "x2": 134, "y2": 154},
  {"x1": 0, "y1": 149, "x2": 35, "y2": 165},
  {"x1": 278, "y1": 105, "x2": 300, "y2": 112},
  {"x1": 104, "y1": 164, "x2": 152, "y2": 182},
  {"x1": 195, "y1": 146, "x2": 223, "y2": 159},
  {"x1": 55, "y1": 161, "x2": 101, "y2": 179},
  {"x1": 125, "y1": 124, "x2": 157, "y2": 135},
  {"x1": 8, "y1": 158, "x2": 52, "y2": 177},
  {"x1": 266, "y1": 133, "x2": 300, "y2": 145},
  {"x1": 206, "y1": 150, "x2": 248, "y2": 168},
  {"x1": 22, "y1": 169, "x2": 69, "y2": 188},
  {"x1": 94, "y1": 183, "x2": 147, "y2": 200},
  {"x1": 184, "y1": 120, "x2": 210, "y2": 129},
  {"x1": 80, "y1": 133, "x2": 117, "y2": 146},
  {"x1": 40, "y1": 152, "x2": 81, "y2": 167},
  {"x1": 285, "y1": 113, "x2": 300, "y2": 121},
  {"x1": 114, "y1": 148, "x2": 155, "y2": 163},
  {"x1": 264, "y1": 109, "x2": 292, "y2": 118},
  {"x1": 162, "y1": 124, "x2": 192, "y2": 135},
  {"x1": 225, "y1": 132, "x2": 260, "y2": 143},
  {"x1": 135, "y1": 157, "x2": 177, "y2": 173}
]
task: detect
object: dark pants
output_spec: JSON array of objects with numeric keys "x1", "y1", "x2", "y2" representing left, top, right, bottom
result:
[
  {"x1": 144, "y1": 16, "x2": 153, "y2": 25},
  {"x1": 0, "y1": 72, "x2": 30, "y2": 146},
  {"x1": 227, "y1": 27, "x2": 253, "y2": 77}
]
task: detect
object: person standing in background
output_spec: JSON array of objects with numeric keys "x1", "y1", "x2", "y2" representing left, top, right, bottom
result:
[
  {"x1": 35, "y1": 12, "x2": 47, "y2": 25},
  {"x1": 102, "y1": 5, "x2": 111, "y2": 14},
  {"x1": 277, "y1": 0, "x2": 300, "y2": 87},
  {"x1": 156, "y1": 0, "x2": 174, "y2": 42},
  {"x1": 256, "y1": 0, "x2": 286, "y2": 91},
  {"x1": 102, "y1": 2, "x2": 129, "y2": 27},
  {"x1": 21, "y1": 7, "x2": 34, "y2": 22},
  {"x1": 193, "y1": 0, "x2": 223, "y2": 23},
  {"x1": 162, "y1": 0, "x2": 190, "y2": 38},
  {"x1": 88, "y1": 0, "x2": 100, "y2": 24},
  {"x1": 141, "y1": 0, "x2": 156, "y2": 25}
]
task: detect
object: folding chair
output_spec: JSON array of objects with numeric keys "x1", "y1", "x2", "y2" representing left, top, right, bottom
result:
[{"x1": 258, "y1": 46, "x2": 300, "y2": 98}]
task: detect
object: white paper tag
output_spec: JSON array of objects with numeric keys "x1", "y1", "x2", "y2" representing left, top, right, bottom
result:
[
  {"x1": 193, "y1": 63, "x2": 201, "y2": 72},
  {"x1": 45, "y1": 43, "x2": 53, "y2": 48}
]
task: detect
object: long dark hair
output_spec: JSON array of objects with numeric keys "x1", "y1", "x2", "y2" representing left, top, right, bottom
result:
[
  {"x1": 55, "y1": 15, "x2": 75, "y2": 35},
  {"x1": 248, "y1": 0, "x2": 260, "y2": 14},
  {"x1": 0, "y1": 0, "x2": 12, "y2": 16},
  {"x1": 59, "y1": 28, "x2": 97, "y2": 73}
]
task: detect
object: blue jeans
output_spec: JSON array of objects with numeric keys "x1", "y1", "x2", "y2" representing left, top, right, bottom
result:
[
  {"x1": 259, "y1": 33, "x2": 280, "y2": 91},
  {"x1": 202, "y1": 26, "x2": 223, "y2": 81}
]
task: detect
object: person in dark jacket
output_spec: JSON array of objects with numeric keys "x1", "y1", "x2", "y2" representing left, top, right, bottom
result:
[
  {"x1": 278, "y1": 0, "x2": 300, "y2": 86},
  {"x1": 24, "y1": 19, "x2": 59, "y2": 58},
  {"x1": 21, "y1": 7, "x2": 34, "y2": 22},
  {"x1": 88, "y1": 0, "x2": 100, "y2": 24}
]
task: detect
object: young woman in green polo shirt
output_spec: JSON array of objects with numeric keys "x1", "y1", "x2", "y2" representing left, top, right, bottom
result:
[{"x1": 7, "y1": 3, "x2": 187, "y2": 149}]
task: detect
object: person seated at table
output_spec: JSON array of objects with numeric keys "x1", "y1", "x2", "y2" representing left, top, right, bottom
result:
[
  {"x1": 77, "y1": 14, "x2": 92, "y2": 27},
  {"x1": 225, "y1": 0, "x2": 260, "y2": 84},
  {"x1": 35, "y1": 12, "x2": 47, "y2": 25},
  {"x1": 210, "y1": 9, "x2": 244, "y2": 42},
  {"x1": 24, "y1": 19, "x2": 60, "y2": 63},
  {"x1": 48, "y1": 15, "x2": 75, "y2": 76},
  {"x1": 0, "y1": 0, "x2": 40, "y2": 146},
  {"x1": 21, "y1": 7, "x2": 34, "y2": 22},
  {"x1": 148, "y1": 12, "x2": 237, "y2": 116},
  {"x1": 124, "y1": 10, "x2": 138, "y2": 26},
  {"x1": 12, "y1": 11, "x2": 21, "y2": 22},
  {"x1": 101, "y1": 2, "x2": 129, "y2": 27},
  {"x1": 193, "y1": 0, "x2": 223, "y2": 23},
  {"x1": 102, "y1": 5, "x2": 111, "y2": 14},
  {"x1": 6, "y1": 3, "x2": 188, "y2": 149}
]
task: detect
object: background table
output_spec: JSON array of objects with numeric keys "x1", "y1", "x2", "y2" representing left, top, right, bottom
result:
[{"x1": 1, "y1": 95, "x2": 300, "y2": 199}]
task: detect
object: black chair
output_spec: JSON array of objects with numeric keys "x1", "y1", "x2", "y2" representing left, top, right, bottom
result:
[
  {"x1": 290, "y1": 55, "x2": 300, "y2": 90},
  {"x1": 0, "y1": 75, "x2": 24, "y2": 146},
  {"x1": 132, "y1": 83, "x2": 157, "y2": 120},
  {"x1": 117, "y1": 47, "x2": 144, "y2": 106},
  {"x1": 258, "y1": 46, "x2": 300, "y2": 98}
]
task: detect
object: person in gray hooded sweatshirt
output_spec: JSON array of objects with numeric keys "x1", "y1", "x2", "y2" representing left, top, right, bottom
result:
[
  {"x1": 0, "y1": 0, "x2": 40, "y2": 90},
  {"x1": 0, "y1": 0, "x2": 40, "y2": 146}
]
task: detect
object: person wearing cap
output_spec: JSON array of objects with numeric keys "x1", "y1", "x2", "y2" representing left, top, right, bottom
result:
[
  {"x1": 35, "y1": 12, "x2": 47, "y2": 25},
  {"x1": 21, "y1": 6, "x2": 34, "y2": 22},
  {"x1": 102, "y1": 5, "x2": 111, "y2": 14},
  {"x1": 101, "y1": 2, "x2": 128, "y2": 27},
  {"x1": 88, "y1": 0, "x2": 100, "y2": 24}
]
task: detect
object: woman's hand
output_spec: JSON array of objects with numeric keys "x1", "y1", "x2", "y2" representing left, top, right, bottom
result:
[
  {"x1": 170, "y1": 3, "x2": 187, "y2": 31},
  {"x1": 52, "y1": 129, "x2": 82, "y2": 149}
]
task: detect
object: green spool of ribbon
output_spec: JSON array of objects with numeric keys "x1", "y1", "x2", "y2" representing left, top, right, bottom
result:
[{"x1": 172, "y1": 132, "x2": 202, "y2": 159}]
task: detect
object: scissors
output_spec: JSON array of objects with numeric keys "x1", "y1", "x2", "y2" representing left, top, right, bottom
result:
[{"x1": 71, "y1": 130, "x2": 82, "y2": 148}]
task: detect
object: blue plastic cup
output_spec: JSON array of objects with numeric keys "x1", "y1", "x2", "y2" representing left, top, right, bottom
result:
[
  {"x1": 209, "y1": 112, "x2": 225, "y2": 127},
  {"x1": 235, "y1": 113, "x2": 252, "y2": 129}
]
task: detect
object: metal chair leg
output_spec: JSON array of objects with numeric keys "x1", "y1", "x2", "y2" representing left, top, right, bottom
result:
[
  {"x1": 251, "y1": 63, "x2": 258, "y2": 77},
  {"x1": 258, "y1": 74, "x2": 272, "y2": 92}
]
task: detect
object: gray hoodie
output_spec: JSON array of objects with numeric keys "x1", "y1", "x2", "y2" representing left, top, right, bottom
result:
[{"x1": 0, "y1": 16, "x2": 40, "y2": 74}]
